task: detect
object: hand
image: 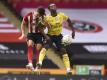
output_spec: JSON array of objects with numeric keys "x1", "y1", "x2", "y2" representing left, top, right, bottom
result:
[
  {"x1": 45, "y1": 35, "x2": 50, "y2": 41},
  {"x1": 45, "y1": 35, "x2": 52, "y2": 45},
  {"x1": 18, "y1": 34, "x2": 26, "y2": 40},
  {"x1": 72, "y1": 31, "x2": 75, "y2": 39},
  {"x1": 43, "y1": 35, "x2": 52, "y2": 45}
]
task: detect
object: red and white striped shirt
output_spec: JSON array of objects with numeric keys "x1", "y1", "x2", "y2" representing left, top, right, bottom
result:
[{"x1": 23, "y1": 12, "x2": 41, "y2": 33}]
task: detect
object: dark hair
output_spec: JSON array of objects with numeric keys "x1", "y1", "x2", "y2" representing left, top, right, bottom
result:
[{"x1": 37, "y1": 6, "x2": 45, "y2": 16}]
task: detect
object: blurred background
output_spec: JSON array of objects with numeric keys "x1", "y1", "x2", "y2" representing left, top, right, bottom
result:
[{"x1": 0, "y1": 0, "x2": 107, "y2": 79}]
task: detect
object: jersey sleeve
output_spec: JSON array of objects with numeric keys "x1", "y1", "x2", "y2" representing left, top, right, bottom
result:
[
  {"x1": 61, "y1": 13, "x2": 68, "y2": 21},
  {"x1": 23, "y1": 15, "x2": 28, "y2": 23},
  {"x1": 23, "y1": 12, "x2": 32, "y2": 23}
]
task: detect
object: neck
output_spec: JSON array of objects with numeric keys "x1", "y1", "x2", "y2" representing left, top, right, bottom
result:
[{"x1": 51, "y1": 12, "x2": 57, "y2": 17}]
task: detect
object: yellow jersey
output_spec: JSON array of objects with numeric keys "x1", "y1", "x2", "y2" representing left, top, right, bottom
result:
[{"x1": 45, "y1": 12, "x2": 68, "y2": 35}]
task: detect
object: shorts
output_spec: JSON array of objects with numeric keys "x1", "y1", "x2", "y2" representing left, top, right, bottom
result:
[
  {"x1": 27, "y1": 33, "x2": 44, "y2": 44},
  {"x1": 48, "y1": 34, "x2": 64, "y2": 50}
]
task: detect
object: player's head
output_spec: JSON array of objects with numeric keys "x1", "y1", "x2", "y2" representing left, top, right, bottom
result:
[
  {"x1": 48, "y1": 3, "x2": 57, "y2": 13},
  {"x1": 37, "y1": 6, "x2": 45, "y2": 16}
]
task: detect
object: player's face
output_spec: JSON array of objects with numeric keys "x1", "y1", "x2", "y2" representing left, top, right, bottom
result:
[
  {"x1": 37, "y1": 13, "x2": 44, "y2": 18},
  {"x1": 49, "y1": 5, "x2": 57, "y2": 13}
]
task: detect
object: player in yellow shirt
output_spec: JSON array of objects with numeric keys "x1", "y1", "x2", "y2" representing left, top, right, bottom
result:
[{"x1": 36, "y1": 4, "x2": 75, "y2": 76}]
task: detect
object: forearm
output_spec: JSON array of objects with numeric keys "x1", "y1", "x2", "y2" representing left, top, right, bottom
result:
[
  {"x1": 21, "y1": 21, "x2": 26, "y2": 34},
  {"x1": 19, "y1": 21, "x2": 26, "y2": 40},
  {"x1": 67, "y1": 18, "x2": 75, "y2": 38},
  {"x1": 67, "y1": 18, "x2": 75, "y2": 32}
]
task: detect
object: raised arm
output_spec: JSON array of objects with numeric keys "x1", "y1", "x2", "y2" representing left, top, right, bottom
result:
[
  {"x1": 67, "y1": 18, "x2": 75, "y2": 39},
  {"x1": 19, "y1": 18, "x2": 27, "y2": 40}
]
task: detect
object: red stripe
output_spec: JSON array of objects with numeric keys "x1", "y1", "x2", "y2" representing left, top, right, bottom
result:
[
  {"x1": 0, "y1": 13, "x2": 22, "y2": 43},
  {"x1": 0, "y1": 33, "x2": 25, "y2": 42}
]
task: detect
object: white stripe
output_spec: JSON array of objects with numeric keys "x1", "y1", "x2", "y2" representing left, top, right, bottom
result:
[
  {"x1": 32, "y1": 13, "x2": 36, "y2": 33},
  {"x1": 0, "y1": 18, "x2": 8, "y2": 22},
  {"x1": 0, "y1": 29, "x2": 20, "y2": 33},
  {"x1": 0, "y1": 24, "x2": 14, "y2": 27},
  {"x1": 28, "y1": 16, "x2": 31, "y2": 33}
]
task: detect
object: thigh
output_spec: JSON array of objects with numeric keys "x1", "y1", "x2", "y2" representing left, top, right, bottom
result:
[
  {"x1": 27, "y1": 33, "x2": 35, "y2": 46},
  {"x1": 43, "y1": 35, "x2": 53, "y2": 49},
  {"x1": 27, "y1": 40, "x2": 34, "y2": 46},
  {"x1": 54, "y1": 34, "x2": 63, "y2": 49},
  {"x1": 35, "y1": 43, "x2": 43, "y2": 51}
]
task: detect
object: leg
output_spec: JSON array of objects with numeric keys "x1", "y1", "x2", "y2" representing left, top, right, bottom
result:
[
  {"x1": 34, "y1": 33, "x2": 52, "y2": 70},
  {"x1": 27, "y1": 40, "x2": 34, "y2": 63},
  {"x1": 38, "y1": 39, "x2": 53, "y2": 66},
  {"x1": 60, "y1": 48, "x2": 71, "y2": 71},
  {"x1": 38, "y1": 44, "x2": 49, "y2": 66},
  {"x1": 26, "y1": 40, "x2": 34, "y2": 70},
  {"x1": 35, "y1": 43, "x2": 42, "y2": 63},
  {"x1": 60, "y1": 48, "x2": 72, "y2": 77},
  {"x1": 34, "y1": 43, "x2": 43, "y2": 71},
  {"x1": 54, "y1": 35, "x2": 72, "y2": 74}
]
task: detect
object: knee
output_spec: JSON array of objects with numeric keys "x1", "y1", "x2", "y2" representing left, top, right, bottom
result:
[
  {"x1": 28, "y1": 44, "x2": 33, "y2": 47},
  {"x1": 27, "y1": 40, "x2": 34, "y2": 47},
  {"x1": 36, "y1": 44, "x2": 42, "y2": 51},
  {"x1": 60, "y1": 48, "x2": 67, "y2": 55},
  {"x1": 43, "y1": 40, "x2": 52, "y2": 50},
  {"x1": 47, "y1": 39, "x2": 52, "y2": 46},
  {"x1": 36, "y1": 47, "x2": 41, "y2": 51},
  {"x1": 43, "y1": 44, "x2": 50, "y2": 50}
]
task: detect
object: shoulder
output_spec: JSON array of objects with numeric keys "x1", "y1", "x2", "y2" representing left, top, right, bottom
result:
[
  {"x1": 45, "y1": 14, "x2": 51, "y2": 19},
  {"x1": 23, "y1": 12, "x2": 33, "y2": 22},
  {"x1": 45, "y1": 14, "x2": 51, "y2": 17},
  {"x1": 58, "y1": 12, "x2": 67, "y2": 16},
  {"x1": 24, "y1": 12, "x2": 33, "y2": 18},
  {"x1": 58, "y1": 12, "x2": 68, "y2": 20}
]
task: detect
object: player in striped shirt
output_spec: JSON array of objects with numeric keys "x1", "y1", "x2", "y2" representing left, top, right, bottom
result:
[{"x1": 19, "y1": 7, "x2": 49, "y2": 70}]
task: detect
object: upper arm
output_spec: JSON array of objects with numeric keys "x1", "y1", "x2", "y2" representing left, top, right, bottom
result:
[
  {"x1": 22, "y1": 13, "x2": 31, "y2": 25},
  {"x1": 61, "y1": 13, "x2": 68, "y2": 21},
  {"x1": 23, "y1": 15, "x2": 28, "y2": 23},
  {"x1": 21, "y1": 18, "x2": 26, "y2": 27},
  {"x1": 67, "y1": 18, "x2": 72, "y2": 24},
  {"x1": 21, "y1": 13, "x2": 29, "y2": 27}
]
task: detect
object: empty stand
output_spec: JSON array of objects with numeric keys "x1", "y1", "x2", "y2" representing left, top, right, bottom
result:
[{"x1": 0, "y1": 12, "x2": 23, "y2": 42}]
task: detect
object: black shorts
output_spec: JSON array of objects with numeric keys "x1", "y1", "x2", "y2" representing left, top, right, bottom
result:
[
  {"x1": 47, "y1": 34, "x2": 64, "y2": 49},
  {"x1": 27, "y1": 33, "x2": 44, "y2": 44}
]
